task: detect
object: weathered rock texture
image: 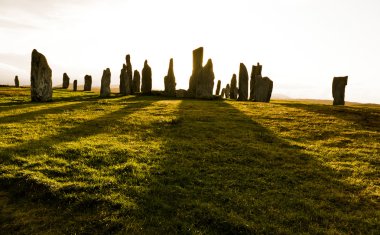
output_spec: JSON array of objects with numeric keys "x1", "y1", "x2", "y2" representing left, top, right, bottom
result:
[
  {"x1": 164, "y1": 58, "x2": 176, "y2": 96},
  {"x1": 230, "y1": 74, "x2": 237, "y2": 99},
  {"x1": 216, "y1": 80, "x2": 221, "y2": 96},
  {"x1": 119, "y1": 64, "x2": 130, "y2": 95},
  {"x1": 188, "y1": 47, "x2": 203, "y2": 98},
  {"x1": 225, "y1": 84, "x2": 230, "y2": 99},
  {"x1": 125, "y1": 54, "x2": 133, "y2": 94},
  {"x1": 133, "y1": 70, "x2": 140, "y2": 93},
  {"x1": 196, "y1": 59, "x2": 215, "y2": 99},
  {"x1": 73, "y1": 80, "x2": 77, "y2": 91},
  {"x1": 84, "y1": 75, "x2": 92, "y2": 91},
  {"x1": 238, "y1": 63, "x2": 249, "y2": 101},
  {"x1": 62, "y1": 73, "x2": 70, "y2": 89},
  {"x1": 221, "y1": 88, "x2": 226, "y2": 98},
  {"x1": 332, "y1": 76, "x2": 348, "y2": 105},
  {"x1": 253, "y1": 75, "x2": 273, "y2": 102},
  {"x1": 14, "y1": 76, "x2": 19, "y2": 87},
  {"x1": 100, "y1": 68, "x2": 111, "y2": 97},
  {"x1": 30, "y1": 49, "x2": 52, "y2": 102},
  {"x1": 141, "y1": 60, "x2": 152, "y2": 94},
  {"x1": 250, "y1": 63, "x2": 262, "y2": 100}
]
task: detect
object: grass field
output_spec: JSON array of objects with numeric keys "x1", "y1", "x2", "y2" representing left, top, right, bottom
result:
[{"x1": 0, "y1": 87, "x2": 379, "y2": 234}]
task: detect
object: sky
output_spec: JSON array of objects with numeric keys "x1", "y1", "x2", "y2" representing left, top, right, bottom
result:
[{"x1": 0, "y1": 0, "x2": 379, "y2": 103}]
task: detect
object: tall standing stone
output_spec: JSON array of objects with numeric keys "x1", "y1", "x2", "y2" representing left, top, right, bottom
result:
[
  {"x1": 238, "y1": 63, "x2": 249, "y2": 101},
  {"x1": 225, "y1": 84, "x2": 231, "y2": 99},
  {"x1": 100, "y1": 68, "x2": 111, "y2": 97},
  {"x1": 164, "y1": 58, "x2": 176, "y2": 96},
  {"x1": 216, "y1": 80, "x2": 221, "y2": 96},
  {"x1": 133, "y1": 70, "x2": 140, "y2": 93},
  {"x1": 230, "y1": 74, "x2": 237, "y2": 99},
  {"x1": 119, "y1": 64, "x2": 130, "y2": 95},
  {"x1": 73, "y1": 80, "x2": 77, "y2": 91},
  {"x1": 332, "y1": 76, "x2": 348, "y2": 105},
  {"x1": 125, "y1": 55, "x2": 133, "y2": 94},
  {"x1": 14, "y1": 76, "x2": 19, "y2": 87},
  {"x1": 84, "y1": 75, "x2": 92, "y2": 91},
  {"x1": 62, "y1": 73, "x2": 70, "y2": 89},
  {"x1": 30, "y1": 49, "x2": 52, "y2": 102},
  {"x1": 253, "y1": 75, "x2": 273, "y2": 102},
  {"x1": 196, "y1": 59, "x2": 215, "y2": 99},
  {"x1": 141, "y1": 60, "x2": 152, "y2": 94},
  {"x1": 250, "y1": 63, "x2": 262, "y2": 100},
  {"x1": 188, "y1": 47, "x2": 203, "y2": 98}
]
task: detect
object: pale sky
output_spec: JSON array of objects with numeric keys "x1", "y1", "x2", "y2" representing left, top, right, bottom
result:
[{"x1": 0, "y1": 0, "x2": 379, "y2": 103}]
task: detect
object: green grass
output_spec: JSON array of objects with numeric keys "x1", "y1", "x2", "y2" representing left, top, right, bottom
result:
[{"x1": 0, "y1": 87, "x2": 379, "y2": 234}]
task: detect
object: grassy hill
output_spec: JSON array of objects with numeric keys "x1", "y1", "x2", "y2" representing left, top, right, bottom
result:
[{"x1": 0, "y1": 87, "x2": 379, "y2": 234}]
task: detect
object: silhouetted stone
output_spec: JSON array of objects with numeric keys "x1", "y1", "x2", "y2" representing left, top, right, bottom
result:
[
  {"x1": 133, "y1": 70, "x2": 141, "y2": 93},
  {"x1": 125, "y1": 54, "x2": 133, "y2": 94},
  {"x1": 30, "y1": 49, "x2": 52, "y2": 102},
  {"x1": 62, "y1": 73, "x2": 70, "y2": 89},
  {"x1": 73, "y1": 80, "x2": 77, "y2": 91},
  {"x1": 216, "y1": 80, "x2": 221, "y2": 96},
  {"x1": 84, "y1": 75, "x2": 92, "y2": 91},
  {"x1": 188, "y1": 47, "x2": 203, "y2": 98},
  {"x1": 196, "y1": 59, "x2": 215, "y2": 99},
  {"x1": 119, "y1": 64, "x2": 130, "y2": 95},
  {"x1": 164, "y1": 58, "x2": 176, "y2": 96},
  {"x1": 238, "y1": 63, "x2": 249, "y2": 101},
  {"x1": 253, "y1": 75, "x2": 273, "y2": 102},
  {"x1": 250, "y1": 63, "x2": 262, "y2": 100},
  {"x1": 230, "y1": 74, "x2": 237, "y2": 99},
  {"x1": 225, "y1": 84, "x2": 230, "y2": 99},
  {"x1": 176, "y1": 89, "x2": 187, "y2": 98},
  {"x1": 221, "y1": 88, "x2": 226, "y2": 98},
  {"x1": 332, "y1": 76, "x2": 348, "y2": 105},
  {"x1": 14, "y1": 76, "x2": 19, "y2": 87},
  {"x1": 141, "y1": 60, "x2": 152, "y2": 94},
  {"x1": 100, "y1": 68, "x2": 111, "y2": 97}
]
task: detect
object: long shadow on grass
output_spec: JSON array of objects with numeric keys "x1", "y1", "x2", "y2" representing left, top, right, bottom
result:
[{"x1": 135, "y1": 100, "x2": 379, "y2": 234}]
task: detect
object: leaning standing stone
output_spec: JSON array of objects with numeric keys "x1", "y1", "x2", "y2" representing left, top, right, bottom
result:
[
  {"x1": 62, "y1": 73, "x2": 70, "y2": 89},
  {"x1": 196, "y1": 59, "x2": 215, "y2": 99},
  {"x1": 230, "y1": 74, "x2": 237, "y2": 99},
  {"x1": 133, "y1": 70, "x2": 141, "y2": 93},
  {"x1": 238, "y1": 63, "x2": 248, "y2": 101},
  {"x1": 14, "y1": 76, "x2": 19, "y2": 87},
  {"x1": 141, "y1": 60, "x2": 152, "y2": 94},
  {"x1": 84, "y1": 75, "x2": 92, "y2": 91},
  {"x1": 73, "y1": 80, "x2": 77, "y2": 91},
  {"x1": 100, "y1": 68, "x2": 111, "y2": 97},
  {"x1": 30, "y1": 49, "x2": 52, "y2": 102},
  {"x1": 164, "y1": 58, "x2": 176, "y2": 96},
  {"x1": 253, "y1": 75, "x2": 273, "y2": 102},
  {"x1": 332, "y1": 76, "x2": 348, "y2": 105},
  {"x1": 250, "y1": 63, "x2": 262, "y2": 100},
  {"x1": 216, "y1": 80, "x2": 221, "y2": 96},
  {"x1": 188, "y1": 47, "x2": 203, "y2": 98}
]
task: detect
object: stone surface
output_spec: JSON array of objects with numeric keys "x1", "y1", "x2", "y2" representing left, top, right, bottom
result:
[
  {"x1": 250, "y1": 62, "x2": 262, "y2": 100},
  {"x1": 73, "y1": 80, "x2": 77, "y2": 91},
  {"x1": 188, "y1": 47, "x2": 203, "y2": 98},
  {"x1": 14, "y1": 76, "x2": 19, "y2": 87},
  {"x1": 30, "y1": 49, "x2": 52, "y2": 102},
  {"x1": 119, "y1": 64, "x2": 130, "y2": 95},
  {"x1": 62, "y1": 73, "x2": 70, "y2": 89},
  {"x1": 238, "y1": 63, "x2": 249, "y2": 101},
  {"x1": 253, "y1": 75, "x2": 273, "y2": 102},
  {"x1": 100, "y1": 68, "x2": 111, "y2": 97},
  {"x1": 332, "y1": 76, "x2": 348, "y2": 105},
  {"x1": 230, "y1": 74, "x2": 237, "y2": 99},
  {"x1": 176, "y1": 89, "x2": 187, "y2": 98},
  {"x1": 164, "y1": 58, "x2": 176, "y2": 96},
  {"x1": 216, "y1": 80, "x2": 221, "y2": 96},
  {"x1": 196, "y1": 59, "x2": 215, "y2": 99},
  {"x1": 125, "y1": 54, "x2": 133, "y2": 94},
  {"x1": 141, "y1": 60, "x2": 152, "y2": 94},
  {"x1": 133, "y1": 70, "x2": 141, "y2": 93},
  {"x1": 225, "y1": 84, "x2": 230, "y2": 99},
  {"x1": 221, "y1": 88, "x2": 226, "y2": 98},
  {"x1": 84, "y1": 75, "x2": 92, "y2": 91}
]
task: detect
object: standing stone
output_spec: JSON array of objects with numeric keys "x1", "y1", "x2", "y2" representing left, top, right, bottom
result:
[
  {"x1": 14, "y1": 76, "x2": 19, "y2": 87},
  {"x1": 62, "y1": 73, "x2": 70, "y2": 89},
  {"x1": 119, "y1": 64, "x2": 130, "y2": 95},
  {"x1": 332, "y1": 76, "x2": 348, "y2": 105},
  {"x1": 188, "y1": 47, "x2": 203, "y2": 98},
  {"x1": 196, "y1": 59, "x2": 215, "y2": 99},
  {"x1": 164, "y1": 58, "x2": 176, "y2": 96},
  {"x1": 125, "y1": 55, "x2": 133, "y2": 94},
  {"x1": 230, "y1": 74, "x2": 237, "y2": 99},
  {"x1": 221, "y1": 88, "x2": 226, "y2": 98},
  {"x1": 100, "y1": 68, "x2": 111, "y2": 97},
  {"x1": 84, "y1": 75, "x2": 92, "y2": 91},
  {"x1": 250, "y1": 63, "x2": 262, "y2": 100},
  {"x1": 141, "y1": 60, "x2": 152, "y2": 94},
  {"x1": 225, "y1": 84, "x2": 231, "y2": 99},
  {"x1": 216, "y1": 80, "x2": 221, "y2": 96},
  {"x1": 238, "y1": 63, "x2": 249, "y2": 101},
  {"x1": 73, "y1": 80, "x2": 78, "y2": 91},
  {"x1": 30, "y1": 49, "x2": 52, "y2": 102},
  {"x1": 133, "y1": 70, "x2": 141, "y2": 93},
  {"x1": 253, "y1": 75, "x2": 273, "y2": 102}
]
